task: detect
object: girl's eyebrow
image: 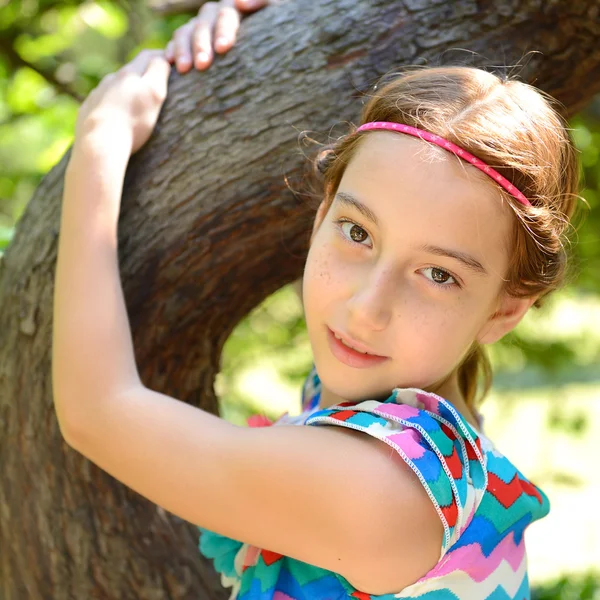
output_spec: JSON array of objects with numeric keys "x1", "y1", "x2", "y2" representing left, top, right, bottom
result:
[
  {"x1": 333, "y1": 191, "x2": 488, "y2": 276},
  {"x1": 417, "y1": 244, "x2": 488, "y2": 276},
  {"x1": 335, "y1": 192, "x2": 380, "y2": 227}
]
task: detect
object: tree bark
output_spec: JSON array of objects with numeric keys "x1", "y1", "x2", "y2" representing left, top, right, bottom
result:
[
  {"x1": 1, "y1": 0, "x2": 599, "y2": 598},
  {"x1": 149, "y1": 0, "x2": 204, "y2": 17}
]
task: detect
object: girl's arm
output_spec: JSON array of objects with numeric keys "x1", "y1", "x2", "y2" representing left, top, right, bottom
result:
[
  {"x1": 52, "y1": 52, "x2": 167, "y2": 429},
  {"x1": 52, "y1": 50, "x2": 442, "y2": 595}
]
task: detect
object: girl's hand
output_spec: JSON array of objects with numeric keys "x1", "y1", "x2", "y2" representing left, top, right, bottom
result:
[
  {"x1": 164, "y1": 0, "x2": 269, "y2": 73},
  {"x1": 74, "y1": 50, "x2": 170, "y2": 157}
]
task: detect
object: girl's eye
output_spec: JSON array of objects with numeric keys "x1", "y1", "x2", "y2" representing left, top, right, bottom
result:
[
  {"x1": 335, "y1": 218, "x2": 371, "y2": 247},
  {"x1": 335, "y1": 218, "x2": 461, "y2": 291},
  {"x1": 422, "y1": 267, "x2": 459, "y2": 290}
]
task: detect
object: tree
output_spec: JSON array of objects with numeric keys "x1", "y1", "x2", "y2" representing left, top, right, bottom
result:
[{"x1": 1, "y1": 0, "x2": 600, "y2": 598}]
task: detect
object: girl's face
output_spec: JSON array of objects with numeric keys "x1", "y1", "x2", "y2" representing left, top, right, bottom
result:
[{"x1": 303, "y1": 132, "x2": 523, "y2": 406}]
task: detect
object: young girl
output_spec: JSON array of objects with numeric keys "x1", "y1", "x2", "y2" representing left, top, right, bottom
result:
[{"x1": 52, "y1": 14, "x2": 580, "y2": 600}]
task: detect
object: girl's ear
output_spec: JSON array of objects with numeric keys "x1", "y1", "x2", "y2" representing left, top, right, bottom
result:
[
  {"x1": 477, "y1": 292, "x2": 538, "y2": 345},
  {"x1": 309, "y1": 200, "x2": 329, "y2": 247}
]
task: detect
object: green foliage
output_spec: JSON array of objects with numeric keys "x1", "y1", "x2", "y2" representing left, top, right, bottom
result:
[
  {"x1": 570, "y1": 112, "x2": 600, "y2": 294},
  {"x1": 531, "y1": 572, "x2": 600, "y2": 600},
  {"x1": 217, "y1": 285, "x2": 314, "y2": 424},
  {"x1": 0, "y1": 223, "x2": 13, "y2": 251},
  {"x1": 0, "y1": 0, "x2": 188, "y2": 238}
]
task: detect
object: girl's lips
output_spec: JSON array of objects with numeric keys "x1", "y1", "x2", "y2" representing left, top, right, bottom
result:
[{"x1": 326, "y1": 327, "x2": 389, "y2": 369}]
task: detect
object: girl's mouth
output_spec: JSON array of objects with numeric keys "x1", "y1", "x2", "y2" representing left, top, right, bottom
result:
[{"x1": 326, "y1": 327, "x2": 389, "y2": 368}]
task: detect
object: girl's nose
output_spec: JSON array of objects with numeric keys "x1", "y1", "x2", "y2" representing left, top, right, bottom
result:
[{"x1": 346, "y1": 269, "x2": 394, "y2": 331}]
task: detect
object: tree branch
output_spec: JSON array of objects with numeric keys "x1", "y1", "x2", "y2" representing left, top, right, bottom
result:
[{"x1": 148, "y1": 0, "x2": 204, "y2": 16}]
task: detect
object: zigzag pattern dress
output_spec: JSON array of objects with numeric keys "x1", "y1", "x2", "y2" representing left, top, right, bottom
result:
[{"x1": 198, "y1": 364, "x2": 550, "y2": 599}]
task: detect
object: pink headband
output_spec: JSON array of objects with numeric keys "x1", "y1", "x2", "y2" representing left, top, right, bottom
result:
[{"x1": 356, "y1": 122, "x2": 531, "y2": 207}]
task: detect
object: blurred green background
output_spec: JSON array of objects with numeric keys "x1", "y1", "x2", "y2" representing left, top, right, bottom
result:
[{"x1": 1, "y1": 1, "x2": 599, "y2": 596}]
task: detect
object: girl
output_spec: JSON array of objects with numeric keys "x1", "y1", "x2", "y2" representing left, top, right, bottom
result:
[{"x1": 52, "y1": 13, "x2": 581, "y2": 600}]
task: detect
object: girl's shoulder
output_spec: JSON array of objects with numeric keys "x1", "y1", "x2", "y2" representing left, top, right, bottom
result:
[{"x1": 294, "y1": 363, "x2": 550, "y2": 555}]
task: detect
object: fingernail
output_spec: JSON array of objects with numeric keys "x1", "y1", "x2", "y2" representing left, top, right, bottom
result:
[
  {"x1": 196, "y1": 51, "x2": 210, "y2": 64},
  {"x1": 215, "y1": 37, "x2": 228, "y2": 50}
]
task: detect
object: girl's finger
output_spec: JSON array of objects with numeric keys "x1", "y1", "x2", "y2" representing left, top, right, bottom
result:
[
  {"x1": 122, "y1": 49, "x2": 165, "y2": 76},
  {"x1": 234, "y1": 0, "x2": 269, "y2": 12},
  {"x1": 192, "y1": 1, "x2": 220, "y2": 70},
  {"x1": 165, "y1": 40, "x2": 175, "y2": 63},
  {"x1": 173, "y1": 22, "x2": 195, "y2": 73},
  {"x1": 213, "y1": 1, "x2": 241, "y2": 54},
  {"x1": 142, "y1": 55, "x2": 171, "y2": 102}
]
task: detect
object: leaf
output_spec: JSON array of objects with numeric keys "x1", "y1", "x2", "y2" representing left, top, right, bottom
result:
[{"x1": 0, "y1": 226, "x2": 14, "y2": 250}]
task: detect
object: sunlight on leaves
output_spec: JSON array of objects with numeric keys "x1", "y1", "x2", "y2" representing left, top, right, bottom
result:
[
  {"x1": 0, "y1": 225, "x2": 13, "y2": 249},
  {"x1": 36, "y1": 135, "x2": 72, "y2": 172},
  {"x1": 5, "y1": 67, "x2": 53, "y2": 114},
  {"x1": 15, "y1": 32, "x2": 74, "y2": 62},
  {"x1": 78, "y1": 1, "x2": 128, "y2": 39}
]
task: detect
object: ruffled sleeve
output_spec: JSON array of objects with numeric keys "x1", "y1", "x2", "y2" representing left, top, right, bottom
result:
[
  {"x1": 304, "y1": 387, "x2": 488, "y2": 558},
  {"x1": 197, "y1": 526, "x2": 244, "y2": 594}
]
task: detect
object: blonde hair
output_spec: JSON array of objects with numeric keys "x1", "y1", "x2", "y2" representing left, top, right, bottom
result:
[{"x1": 306, "y1": 65, "x2": 581, "y2": 411}]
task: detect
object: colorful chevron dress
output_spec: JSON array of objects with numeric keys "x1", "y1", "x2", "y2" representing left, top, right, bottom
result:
[{"x1": 198, "y1": 363, "x2": 550, "y2": 599}]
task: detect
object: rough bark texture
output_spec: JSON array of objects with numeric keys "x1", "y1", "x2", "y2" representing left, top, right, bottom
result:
[
  {"x1": 1, "y1": 0, "x2": 600, "y2": 598},
  {"x1": 149, "y1": 0, "x2": 204, "y2": 16}
]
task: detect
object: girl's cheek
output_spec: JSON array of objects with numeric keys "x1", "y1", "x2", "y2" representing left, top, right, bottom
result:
[
  {"x1": 305, "y1": 248, "x2": 335, "y2": 288},
  {"x1": 303, "y1": 258, "x2": 328, "y2": 313}
]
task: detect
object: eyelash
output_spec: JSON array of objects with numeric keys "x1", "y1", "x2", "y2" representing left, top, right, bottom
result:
[{"x1": 334, "y1": 217, "x2": 462, "y2": 291}]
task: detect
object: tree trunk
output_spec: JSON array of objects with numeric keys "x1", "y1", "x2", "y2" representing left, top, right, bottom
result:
[{"x1": 1, "y1": 0, "x2": 599, "y2": 598}]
